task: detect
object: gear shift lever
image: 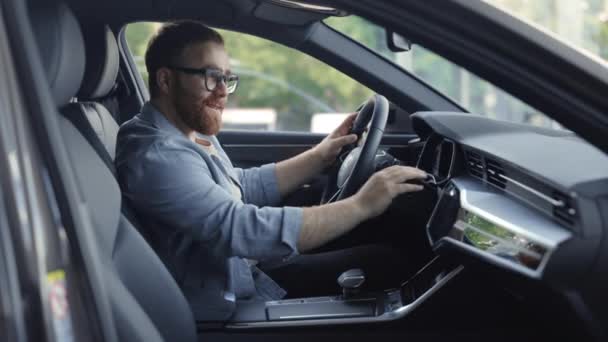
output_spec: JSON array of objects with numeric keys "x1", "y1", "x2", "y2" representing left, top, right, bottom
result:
[{"x1": 337, "y1": 268, "x2": 365, "y2": 298}]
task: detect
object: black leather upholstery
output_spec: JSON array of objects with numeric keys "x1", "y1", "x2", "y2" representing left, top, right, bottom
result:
[{"x1": 30, "y1": 2, "x2": 198, "y2": 341}]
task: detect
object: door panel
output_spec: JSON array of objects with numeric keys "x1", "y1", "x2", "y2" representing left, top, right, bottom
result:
[
  {"x1": 218, "y1": 130, "x2": 420, "y2": 168},
  {"x1": 218, "y1": 130, "x2": 421, "y2": 207},
  {"x1": 219, "y1": 131, "x2": 322, "y2": 168}
]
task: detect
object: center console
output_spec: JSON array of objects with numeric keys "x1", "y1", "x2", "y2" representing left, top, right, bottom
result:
[{"x1": 225, "y1": 256, "x2": 462, "y2": 328}]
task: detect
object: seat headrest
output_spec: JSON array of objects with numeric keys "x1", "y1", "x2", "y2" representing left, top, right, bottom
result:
[
  {"x1": 78, "y1": 25, "x2": 120, "y2": 100},
  {"x1": 29, "y1": 1, "x2": 85, "y2": 106}
]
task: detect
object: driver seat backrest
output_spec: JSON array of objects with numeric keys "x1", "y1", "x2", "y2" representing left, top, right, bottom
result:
[
  {"x1": 28, "y1": 2, "x2": 197, "y2": 341},
  {"x1": 59, "y1": 21, "x2": 149, "y2": 241}
]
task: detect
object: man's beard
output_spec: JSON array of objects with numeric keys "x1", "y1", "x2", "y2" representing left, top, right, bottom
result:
[{"x1": 173, "y1": 89, "x2": 222, "y2": 136}]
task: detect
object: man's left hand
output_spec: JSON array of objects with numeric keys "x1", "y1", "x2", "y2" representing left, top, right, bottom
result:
[{"x1": 314, "y1": 113, "x2": 358, "y2": 167}]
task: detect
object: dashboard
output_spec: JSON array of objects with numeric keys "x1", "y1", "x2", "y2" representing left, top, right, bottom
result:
[{"x1": 410, "y1": 111, "x2": 608, "y2": 286}]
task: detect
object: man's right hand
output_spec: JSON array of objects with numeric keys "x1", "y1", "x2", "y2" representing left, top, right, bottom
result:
[
  {"x1": 297, "y1": 165, "x2": 427, "y2": 252},
  {"x1": 351, "y1": 166, "x2": 427, "y2": 220}
]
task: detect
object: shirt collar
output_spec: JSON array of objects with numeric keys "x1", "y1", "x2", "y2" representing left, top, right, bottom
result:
[
  {"x1": 140, "y1": 101, "x2": 219, "y2": 147},
  {"x1": 140, "y1": 101, "x2": 187, "y2": 138}
]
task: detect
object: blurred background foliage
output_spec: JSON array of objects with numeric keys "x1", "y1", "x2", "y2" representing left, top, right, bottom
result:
[
  {"x1": 125, "y1": 0, "x2": 608, "y2": 131},
  {"x1": 126, "y1": 21, "x2": 374, "y2": 131}
]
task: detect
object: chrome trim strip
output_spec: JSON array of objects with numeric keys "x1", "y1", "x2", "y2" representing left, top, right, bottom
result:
[
  {"x1": 266, "y1": 297, "x2": 372, "y2": 305},
  {"x1": 499, "y1": 173, "x2": 564, "y2": 207},
  {"x1": 277, "y1": 312, "x2": 369, "y2": 320},
  {"x1": 224, "y1": 266, "x2": 463, "y2": 329}
]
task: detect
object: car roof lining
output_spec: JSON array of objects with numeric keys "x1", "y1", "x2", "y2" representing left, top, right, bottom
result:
[
  {"x1": 70, "y1": 0, "x2": 322, "y2": 61},
  {"x1": 70, "y1": 0, "x2": 329, "y2": 29}
]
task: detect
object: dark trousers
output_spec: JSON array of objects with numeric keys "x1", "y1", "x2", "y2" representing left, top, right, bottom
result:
[{"x1": 261, "y1": 244, "x2": 416, "y2": 298}]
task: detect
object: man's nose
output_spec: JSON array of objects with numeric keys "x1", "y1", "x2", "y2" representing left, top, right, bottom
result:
[{"x1": 213, "y1": 80, "x2": 228, "y2": 96}]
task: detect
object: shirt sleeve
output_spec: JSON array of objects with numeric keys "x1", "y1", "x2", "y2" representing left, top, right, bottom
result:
[
  {"x1": 123, "y1": 142, "x2": 302, "y2": 262},
  {"x1": 234, "y1": 164, "x2": 282, "y2": 207}
]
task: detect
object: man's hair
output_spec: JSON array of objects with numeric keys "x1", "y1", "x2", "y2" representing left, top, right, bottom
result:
[{"x1": 145, "y1": 20, "x2": 224, "y2": 98}]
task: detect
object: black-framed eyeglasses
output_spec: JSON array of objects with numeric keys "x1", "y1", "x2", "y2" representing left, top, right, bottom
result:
[{"x1": 168, "y1": 66, "x2": 239, "y2": 94}]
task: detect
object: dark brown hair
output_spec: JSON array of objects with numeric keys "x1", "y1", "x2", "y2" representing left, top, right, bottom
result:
[{"x1": 145, "y1": 20, "x2": 224, "y2": 97}]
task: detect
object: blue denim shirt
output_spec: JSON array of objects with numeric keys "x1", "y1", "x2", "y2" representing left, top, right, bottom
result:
[{"x1": 115, "y1": 102, "x2": 303, "y2": 320}]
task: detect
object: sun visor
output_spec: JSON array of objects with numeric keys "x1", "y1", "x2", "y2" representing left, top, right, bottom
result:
[
  {"x1": 169, "y1": 1, "x2": 235, "y2": 27},
  {"x1": 253, "y1": 1, "x2": 329, "y2": 26}
]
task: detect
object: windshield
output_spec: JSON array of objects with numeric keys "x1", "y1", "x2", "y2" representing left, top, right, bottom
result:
[
  {"x1": 485, "y1": 0, "x2": 608, "y2": 63},
  {"x1": 325, "y1": 16, "x2": 563, "y2": 130}
]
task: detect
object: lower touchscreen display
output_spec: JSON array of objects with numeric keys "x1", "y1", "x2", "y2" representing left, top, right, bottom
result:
[{"x1": 449, "y1": 209, "x2": 548, "y2": 270}]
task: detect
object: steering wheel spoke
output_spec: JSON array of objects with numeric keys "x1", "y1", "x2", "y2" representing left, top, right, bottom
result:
[{"x1": 327, "y1": 187, "x2": 343, "y2": 203}]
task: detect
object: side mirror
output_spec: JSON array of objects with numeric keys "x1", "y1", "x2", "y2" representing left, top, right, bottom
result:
[{"x1": 386, "y1": 30, "x2": 411, "y2": 52}]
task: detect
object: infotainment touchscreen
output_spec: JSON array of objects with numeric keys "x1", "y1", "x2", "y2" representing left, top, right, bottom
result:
[{"x1": 450, "y1": 209, "x2": 548, "y2": 270}]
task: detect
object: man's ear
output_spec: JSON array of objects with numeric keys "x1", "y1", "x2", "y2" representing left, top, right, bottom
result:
[{"x1": 157, "y1": 68, "x2": 172, "y2": 95}]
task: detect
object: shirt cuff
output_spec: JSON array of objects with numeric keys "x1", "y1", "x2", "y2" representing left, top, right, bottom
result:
[{"x1": 259, "y1": 163, "x2": 282, "y2": 206}]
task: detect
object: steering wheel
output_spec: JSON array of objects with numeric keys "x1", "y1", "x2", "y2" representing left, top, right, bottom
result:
[{"x1": 321, "y1": 94, "x2": 389, "y2": 203}]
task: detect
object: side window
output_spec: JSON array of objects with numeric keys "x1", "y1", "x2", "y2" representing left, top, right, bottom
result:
[{"x1": 125, "y1": 22, "x2": 373, "y2": 133}]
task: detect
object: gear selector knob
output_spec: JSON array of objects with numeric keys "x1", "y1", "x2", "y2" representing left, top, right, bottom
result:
[{"x1": 337, "y1": 268, "x2": 365, "y2": 298}]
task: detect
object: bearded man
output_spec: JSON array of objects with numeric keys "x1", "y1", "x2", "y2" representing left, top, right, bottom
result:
[{"x1": 115, "y1": 21, "x2": 426, "y2": 321}]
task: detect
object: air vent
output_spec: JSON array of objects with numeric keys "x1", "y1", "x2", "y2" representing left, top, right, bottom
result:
[
  {"x1": 552, "y1": 191, "x2": 576, "y2": 226},
  {"x1": 466, "y1": 151, "x2": 484, "y2": 179},
  {"x1": 486, "y1": 158, "x2": 507, "y2": 189}
]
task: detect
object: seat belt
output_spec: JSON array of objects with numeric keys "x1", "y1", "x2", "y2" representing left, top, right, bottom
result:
[
  {"x1": 60, "y1": 103, "x2": 154, "y2": 243},
  {"x1": 60, "y1": 103, "x2": 117, "y2": 177}
]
